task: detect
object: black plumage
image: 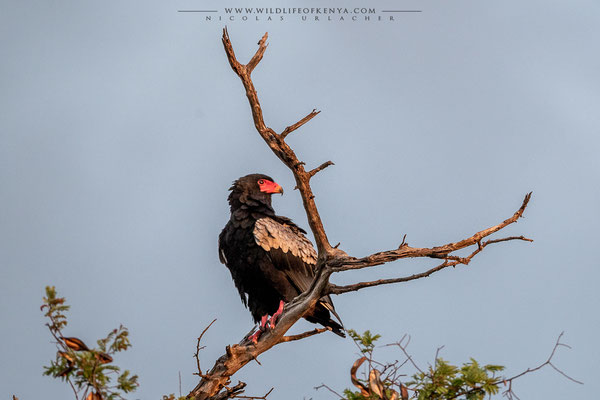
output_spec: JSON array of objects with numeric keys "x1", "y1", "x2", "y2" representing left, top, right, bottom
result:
[{"x1": 218, "y1": 173, "x2": 345, "y2": 337}]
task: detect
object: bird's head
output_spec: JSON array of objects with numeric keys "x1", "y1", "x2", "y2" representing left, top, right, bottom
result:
[{"x1": 228, "y1": 173, "x2": 283, "y2": 210}]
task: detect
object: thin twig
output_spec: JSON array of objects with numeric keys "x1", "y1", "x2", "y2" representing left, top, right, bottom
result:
[
  {"x1": 45, "y1": 310, "x2": 80, "y2": 400},
  {"x1": 281, "y1": 109, "x2": 321, "y2": 138},
  {"x1": 384, "y1": 335, "x2": 424, "y2": 374},
  {"x1": 315, "y1": 384, "x2": 346, "y2": 399},
  {"x1": 195, "y1": 319, "x2": 217, "y2": 376},
  {"x1": 434, "y1": 345, "x2": 445, "y2": 364},
  {"x1": 504, "y1": 332, "x2": 583, "y2": 385},
  {"x1": 329, "y1": 234, "x2": 532, "y2": 295},
  {"x1": 328, "y1": 193, "x2": 532, "y2": 272},
  {"x1": 280, "y1": 328, "x2": 328, "y2": 343},
  {"x1": 234, "y1": 387, "x2": 274, "y2": 400},
  {"x1": 247, "y1": 33, "x2": 268, "y2": 73},
  {"x1": 213, "y1": 382, "x2": 247, "y2": 400},
  {"x1": 329, "y1": 259, "x2": 455, "y2": 294},
  {"x1": 308, "y1": 161, "x2": 334, "y2": 178},
  {"x1": 446, "y1": 332, "x2": 582, "y2": 400}
]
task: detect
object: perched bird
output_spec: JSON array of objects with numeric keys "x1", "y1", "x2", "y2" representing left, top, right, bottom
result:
[{"x1": 219, "y1": 173, "x2": 344, "y2": 342}]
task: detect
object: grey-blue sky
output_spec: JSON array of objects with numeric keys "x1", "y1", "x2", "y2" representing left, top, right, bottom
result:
[{"x1": 1, "y1": 0, "x2": 598, "y2": 398}]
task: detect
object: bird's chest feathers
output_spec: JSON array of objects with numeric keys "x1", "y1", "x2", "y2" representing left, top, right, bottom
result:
[{"x1": 220, "y1": 221, "x2": 262, "y2": 268}]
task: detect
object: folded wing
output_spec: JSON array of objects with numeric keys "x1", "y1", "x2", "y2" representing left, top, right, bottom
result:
[{"x1": 253, "y1": 217, "x2": 344, "y2": 335}]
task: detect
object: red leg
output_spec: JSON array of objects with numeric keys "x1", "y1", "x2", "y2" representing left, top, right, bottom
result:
[
  {"x1": 249, "y1": 314, "x2": 270, "y2": 344},
  {"x1": 260, "y1": 314, "x2": 269, "y2": 330},
  {"x1": 248, "y1": 329, "x2": 261, "y2": 344},
  {"x1": 269, "y1": 300, "x2": 285, "y2": 329}
]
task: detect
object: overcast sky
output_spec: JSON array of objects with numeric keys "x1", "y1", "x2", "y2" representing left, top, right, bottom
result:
[{"x1": 1, "y1": 1, "x2": 599, "y2": 399}]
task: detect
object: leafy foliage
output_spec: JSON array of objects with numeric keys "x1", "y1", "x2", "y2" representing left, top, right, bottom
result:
[
  {"x1": 342, "y1": 330, "x2": 506, "y2": 400},
  {"x1": 409, "y1": 358, "x2": 504, "y2": 400},
  {"x1": 39, "y1": 289, "x2": 578, "y2": 400},
  {"x1": 41, "y1": 286, "x2": 138, "y2": 400},
  {"x1": 42, "y1": 285, "x2": 70, "y2": 333},
  {"x1": 348, "y1": 329, "x2": 381, "y2": 356}
]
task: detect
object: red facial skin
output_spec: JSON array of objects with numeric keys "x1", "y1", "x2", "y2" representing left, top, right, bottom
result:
[{"x1": 258, "y1": 179, "x2": 284, "y2": 194}]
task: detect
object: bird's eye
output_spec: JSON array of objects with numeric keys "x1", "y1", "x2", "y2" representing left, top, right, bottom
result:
[{"x1": 258, "y1": 179, "x2": 265, "y2": 185}]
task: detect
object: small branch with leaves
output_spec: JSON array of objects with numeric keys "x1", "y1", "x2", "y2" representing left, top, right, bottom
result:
[
  {"x1": 332, "y1": 330, "x2": 582, "y2": 400},
  {"x1": 41, "y1": 286, "x2": 139, "y2": 400}
]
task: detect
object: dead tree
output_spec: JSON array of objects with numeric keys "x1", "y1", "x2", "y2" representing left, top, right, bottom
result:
[{"x1": 187, "y1": 29, "x2": 532, "y2": 400}]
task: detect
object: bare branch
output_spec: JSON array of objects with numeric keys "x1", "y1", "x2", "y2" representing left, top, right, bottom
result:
[
  {"x1": 280, "y1": 328, "x2": 328, "y2": 343},
  {"x1": 434, "y1": 345, "x2": 445, "y2": 364},
  {"x1": 329, "y1": 259, "x2": 454, "y2": 295},
  {"x1": 190, "y1": 31, "x2": 533, "y2": 400},
  {"x1": 329, "y1": 193, "x2": 532, "y2": 273},
  {"x1": 329, "y1": 235, "x2": 531, "y2": 295},
  {"x1": 213, "y1": 382, "x2": 247, "y2": 400},
  {"x1": 314, "y1": 384, "x2": 345, "y2": 399},
  {"x1": 221, "y1": 28, "x2": 244, "y2": 77},
  {"x1": 385, "y1": 335, "x2": 424, "y2": 374},
  {"x1": 446, "y1": 332, "x2": 582, "y2": 400},
  {"x1": 486, "y1": 236, "x2": 533, "y2": 245},
  {"x1": 67, "y1": 377, "x2": 79, "y2": 400},
  {"x1": 280, "y1": 109, "x2": 321, "y2": 138},
  {"x1": 247, "y1": 33, "x2": 268, "y2": 74},
  {"x1": 442, "y1": 333, "x2": 583, "y2": 400},
  {"x1": 195, "y1": 319, "x2": 217, "y2": 377},
  {"x1": 234, "y1": 387, "x2": 274, "y2": 400},
  {"x1": 308, "y1": 161, "x2": 334, "y2": 178},
  {"x1": 399, "y1": 234, "x2": 407, "y2": 247},
  {"x1": 503, "y1": 332, "x2": 583, "y2": 386},
  {"x1": 220, "y1": 28, "x2": 333, "y2": 256}
]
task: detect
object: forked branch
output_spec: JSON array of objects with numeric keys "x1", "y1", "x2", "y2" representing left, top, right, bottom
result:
[
  {"x1": 502, "y1": 331, "x2": 583, "y2": 399},
  {"x1": 188, "y1": 30, "x2": 533, "y2": 400},
  {"x1": 379, "y1": 332, "x2": 580, "y2": 400},
  {"x1": 221, "y1": 27, "x2": 333, "y2": 256},
  {"x1": 328, "y1": 192, "x2": 531, "y2": 273},
  {"x1": 281, "y1": 109, "x2": 321, "y2": 138}
]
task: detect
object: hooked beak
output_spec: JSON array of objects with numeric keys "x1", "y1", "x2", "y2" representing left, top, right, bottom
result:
[{"x1": 259, "y1": 179, "x2": 284, "y2": 195}]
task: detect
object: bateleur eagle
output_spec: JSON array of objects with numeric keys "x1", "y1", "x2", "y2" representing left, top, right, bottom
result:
[{"x1": 218, "y1": 173, "x2": 345, "y2": 340}]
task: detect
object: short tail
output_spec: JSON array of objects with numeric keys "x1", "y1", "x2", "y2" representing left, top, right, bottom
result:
[
  {"x1": 306, "y1": 297, "x2": 346, "y2": 337},
  {"x1": 325, "y1": 318, "x2": 346, "y2": 338}
]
